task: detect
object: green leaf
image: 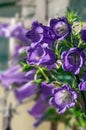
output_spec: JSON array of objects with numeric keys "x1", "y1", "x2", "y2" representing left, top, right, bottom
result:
[
  {"x1": 34, "y1": 79, "x2": 43, "y2": 84},
  {"x1": 20, "y1": 62, "x2": 33, "y2": 72},
  {"x1": 66, "y1": 9, "x2": 81, "y2": 25}
]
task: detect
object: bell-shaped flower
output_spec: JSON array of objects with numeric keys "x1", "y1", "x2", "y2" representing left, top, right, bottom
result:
[
  {"x1": 26, "y1": 45, "x2": 56, "y2": 66},
  {"x1": 0, "y1": 65, "x2": 36, "y2": 88},
  {"x1": 61, "y1": 48, "x2": 85, "y2": 75},
  {"x1": 49, "y1": 84, "x2": 77, "y2": 114},
  {"x1": 50, "y1": 17, "x2": 71, "y2": 40}
]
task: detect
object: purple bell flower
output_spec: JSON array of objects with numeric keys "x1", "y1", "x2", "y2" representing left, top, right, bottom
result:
[
  {"x1": 0, "y1": 23, "x2": 10, "y2": 37},
  {"x1": 0, "y1": 65, "x2": 36, "y2": 88},
  {"x1": 26, "y1": 21, "x2": 55, "y2": 46},
  {"x1": 13, "y1": 44, "x2": 22, "y2": 57},
  {"x1": 81, "y1": 27, "x2": 86, "y2": 42},
  {"x1": 32, "y1": 98, "x2": 49, "y2": 127},
  {"x1": 28, "y1": 95, "x2": 49, "y2": 118},
  {"x1": 0, "y1": 23, "x2": 30, "y2": 44},
  {"x1": 28, "y1": 82, "x2": 55, "y2": 127},
  {"x1": 26, "y1": 45, "x2": 56, "y2": 66},
  {"x1": 14, "y1": 81, "x2": 37, "y2": 102},
  {"x1": 11, "y1": 23, "x2": 30, "y2": 44},
  {"x1": 78, "y1": 73, "x2": 86, "y2": 90},
  {"x1": 79, "y1": 81, "x2": 86, "y2": 90},
  {"x1": 61, "y1": 48, "x2": 85, "y2": 75},
  {"x1": 50, "y1": 17, "x2": 71, "y2": 40},
  {"x1": 49, "y1": 84, "x2": 77, "y2": 114},
  {"x1": 28, "y1": 82, "x2": 55, "y2": 117},
  {"x1": 40, "y1": 82, "x2": 55, "y2": 98}
]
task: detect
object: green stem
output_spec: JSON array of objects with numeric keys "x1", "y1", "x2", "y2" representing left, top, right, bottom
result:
[
  {"x1": 38, "y1": 67, "x2": 49, "y2": 82},
  {"x1": 64, "y1": 39, "x2": 73, "y2": 48},
  {"x1": 71, "y1": 33, "x2": 73, "y2": 45},
  {"x1": 34, "y1": 69, "x2": 40, "y2": 81},
  {"x1": 78, "y1": 39, "x2": 82, "y2": 47}
]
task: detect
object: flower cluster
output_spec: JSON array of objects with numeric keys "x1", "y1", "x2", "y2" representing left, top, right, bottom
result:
[{"x1": 0, "y1": 11, "x2": 86, "y2": 128}]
